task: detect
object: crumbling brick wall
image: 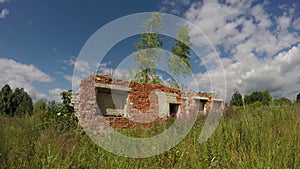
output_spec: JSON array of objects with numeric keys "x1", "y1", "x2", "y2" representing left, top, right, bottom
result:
[
  {"x1": 199, "y1": 92, "x2": 214, "y2": 114},
  {"x1": 76, "y1": 74, "x2": 98, "y2": 118},
  {"x1": 75, "y1": 74, "x2": 222, "y2": 129},
  {"x1": 94, "y1": 75, "x2": 181, "y2": 111}
]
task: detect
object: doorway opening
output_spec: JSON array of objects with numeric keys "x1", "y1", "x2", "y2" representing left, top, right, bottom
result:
[{"x1": 169, "y1": 103, "x2": 180, "y2": 117}]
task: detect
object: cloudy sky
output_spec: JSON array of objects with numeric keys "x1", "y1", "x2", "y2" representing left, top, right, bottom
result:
[{"x1": 0, "y1": 0, "x2": 299, "y2": 102}]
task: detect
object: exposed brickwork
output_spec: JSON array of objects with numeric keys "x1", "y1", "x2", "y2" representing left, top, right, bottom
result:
[
  {"x1": 106, "y1": 117, "x2": 162, "y2": 130},
  {"x1": 74, "y1": 74, "x2": 224, "y2": 129},
  {"x1": 77, "y1": 74, "x2": 98, "y2": 117},
  {"x1": 94, "y1": 74, "x2": 181, "y2": 112}
]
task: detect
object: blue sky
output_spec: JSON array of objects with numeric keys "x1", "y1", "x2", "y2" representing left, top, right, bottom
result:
[{"x1": 0, "y1": 0, "x2": 300, "y2": 102}]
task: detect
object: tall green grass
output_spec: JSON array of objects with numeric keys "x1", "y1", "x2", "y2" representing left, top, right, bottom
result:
[{"x1": 0, "y1": 104, "x2": 299, "y2": 168}]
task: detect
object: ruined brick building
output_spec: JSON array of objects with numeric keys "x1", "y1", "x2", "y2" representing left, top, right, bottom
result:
[{"x1": 73, "y1": 74, "x2": 224, "y2": 128}]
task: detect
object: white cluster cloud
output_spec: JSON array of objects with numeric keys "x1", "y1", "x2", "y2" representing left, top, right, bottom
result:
[
  {"x1": 49, "y1": 88, "x2": 66, "y2": 102},
  {"x1": 0, "y1": 0, "x2": 9, "y2": 4},
  {"x1": 63, "y1": 59, "x2": 92, "y2": 92},
  {"x1": 0, "y1": 8, "x2": 9, "y2": 19},
  {"x1": 0, "y1": 0, "x2": 10, "y2": 19},
  {"x1": 184, "y1": 0, "x2": 300, "y2": 101},
  {"x1": 64, "y1": 58, "x2": 131, "y2": 92},
  {"x1": 0, "y1": 58, "x2": 54, "y2": 101},
  {"x1": 160, "y1": 0, "x2": 192, "y2": 15}
]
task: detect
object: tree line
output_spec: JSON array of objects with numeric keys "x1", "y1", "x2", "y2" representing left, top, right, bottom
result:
[
  {"x1": 230, "y1": 89, "x2": 300, "y2": 106},
  {"x1": 0, "y1": 84, "x2": 77, "y2": 129},
  {"x1": 0, "y1": 84, "x2": 33, "y2": 117}
]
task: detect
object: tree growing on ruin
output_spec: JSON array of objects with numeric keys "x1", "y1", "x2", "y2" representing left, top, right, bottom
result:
[
  {"x1": 167, "y1": 25, "x2": 192, "y2": 88},
  {"x1": 134, "y1": 12, "x2": 163, "y2": 84}
]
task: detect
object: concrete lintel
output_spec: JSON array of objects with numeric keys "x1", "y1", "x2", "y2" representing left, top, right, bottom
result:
[
  {"x1": 95, "y1": 83, "x2": 131, "y2": 92},
  {"x1": 213, "y1": 98, "x2": 224, "y2": 102},
  {"x1": 166, "y1": 92, "x2": 178, "y2": 97},
  {"x1": 155, "y1": 91, "x2": 178, "y2": 97},
  {"x1": 155, "y1": 91, "x2": 180, "y2": 118},
  {"x1": 194, "y1": 96, "x2": 209, "y2": 100},
  {"x1": 169, "y1": 101, "x2": 181, "y2": 104}
]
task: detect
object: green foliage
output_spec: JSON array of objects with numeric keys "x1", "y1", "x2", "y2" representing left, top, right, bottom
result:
[
  {"x1": 297, "y1": 93, "x2": 300, "y2": 102},
  {"x1": 167, "y1": 26, "x2": 192, "y2": 88},
  {"x1": 45, "y1": 90, "x2": 77, "y2": 130},
  {"x1": 151, "y1": 75, "x2": 163, "y2": 84},
  {"x1": 274, "y1": 97, "x2": 291, "y2": 106},
  {"x1": 12, "y1": 88, "x2": 33, "y2": 117},
  {"x1": 0, "y1": 84, "x2": 13, "y2": 116},
  {"x1": 167, "y1": 53, "x2": 191, "y2": 86},
  {"x1": 33, "y1": 99, "x2": 47, "y2": 116},
  {"x1": 0, "y1": 104, "x2": 299, "y2": 168},
  {"x1": 244, "y1": 90, "x2": 272, "y2": 105},
  {"x1": 246, "y1": 101, "x2": 263, "y2": 110},
  {"x1": 133, "y1": 13, "x2": 193, "y2": 87},
  {"x1": 46, "y1": 100, "x2": 61, "y2": 118},
  {"x1": 132, "y1": 68, "x2": 153, "y2": 84},
  {"x1": 230, "y1": 89, "x2": 243, "y2": 106},
  {"x1": 60, "y1": 90, "x2": 74, "y2": 115},
  {"x1": 0, "y1": 84, "x2": 33, "y2": 117},
  {"x1": 134, "y1": 12, "x2": 163, "y2": 84},
  {"x1": 171, "y1": 25, "x2": 192, "y2": 70}
]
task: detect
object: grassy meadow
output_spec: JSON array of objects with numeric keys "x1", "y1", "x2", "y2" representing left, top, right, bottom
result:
[{"x1": 0, "y1": 104, "x2": 299, "y2": 169}]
